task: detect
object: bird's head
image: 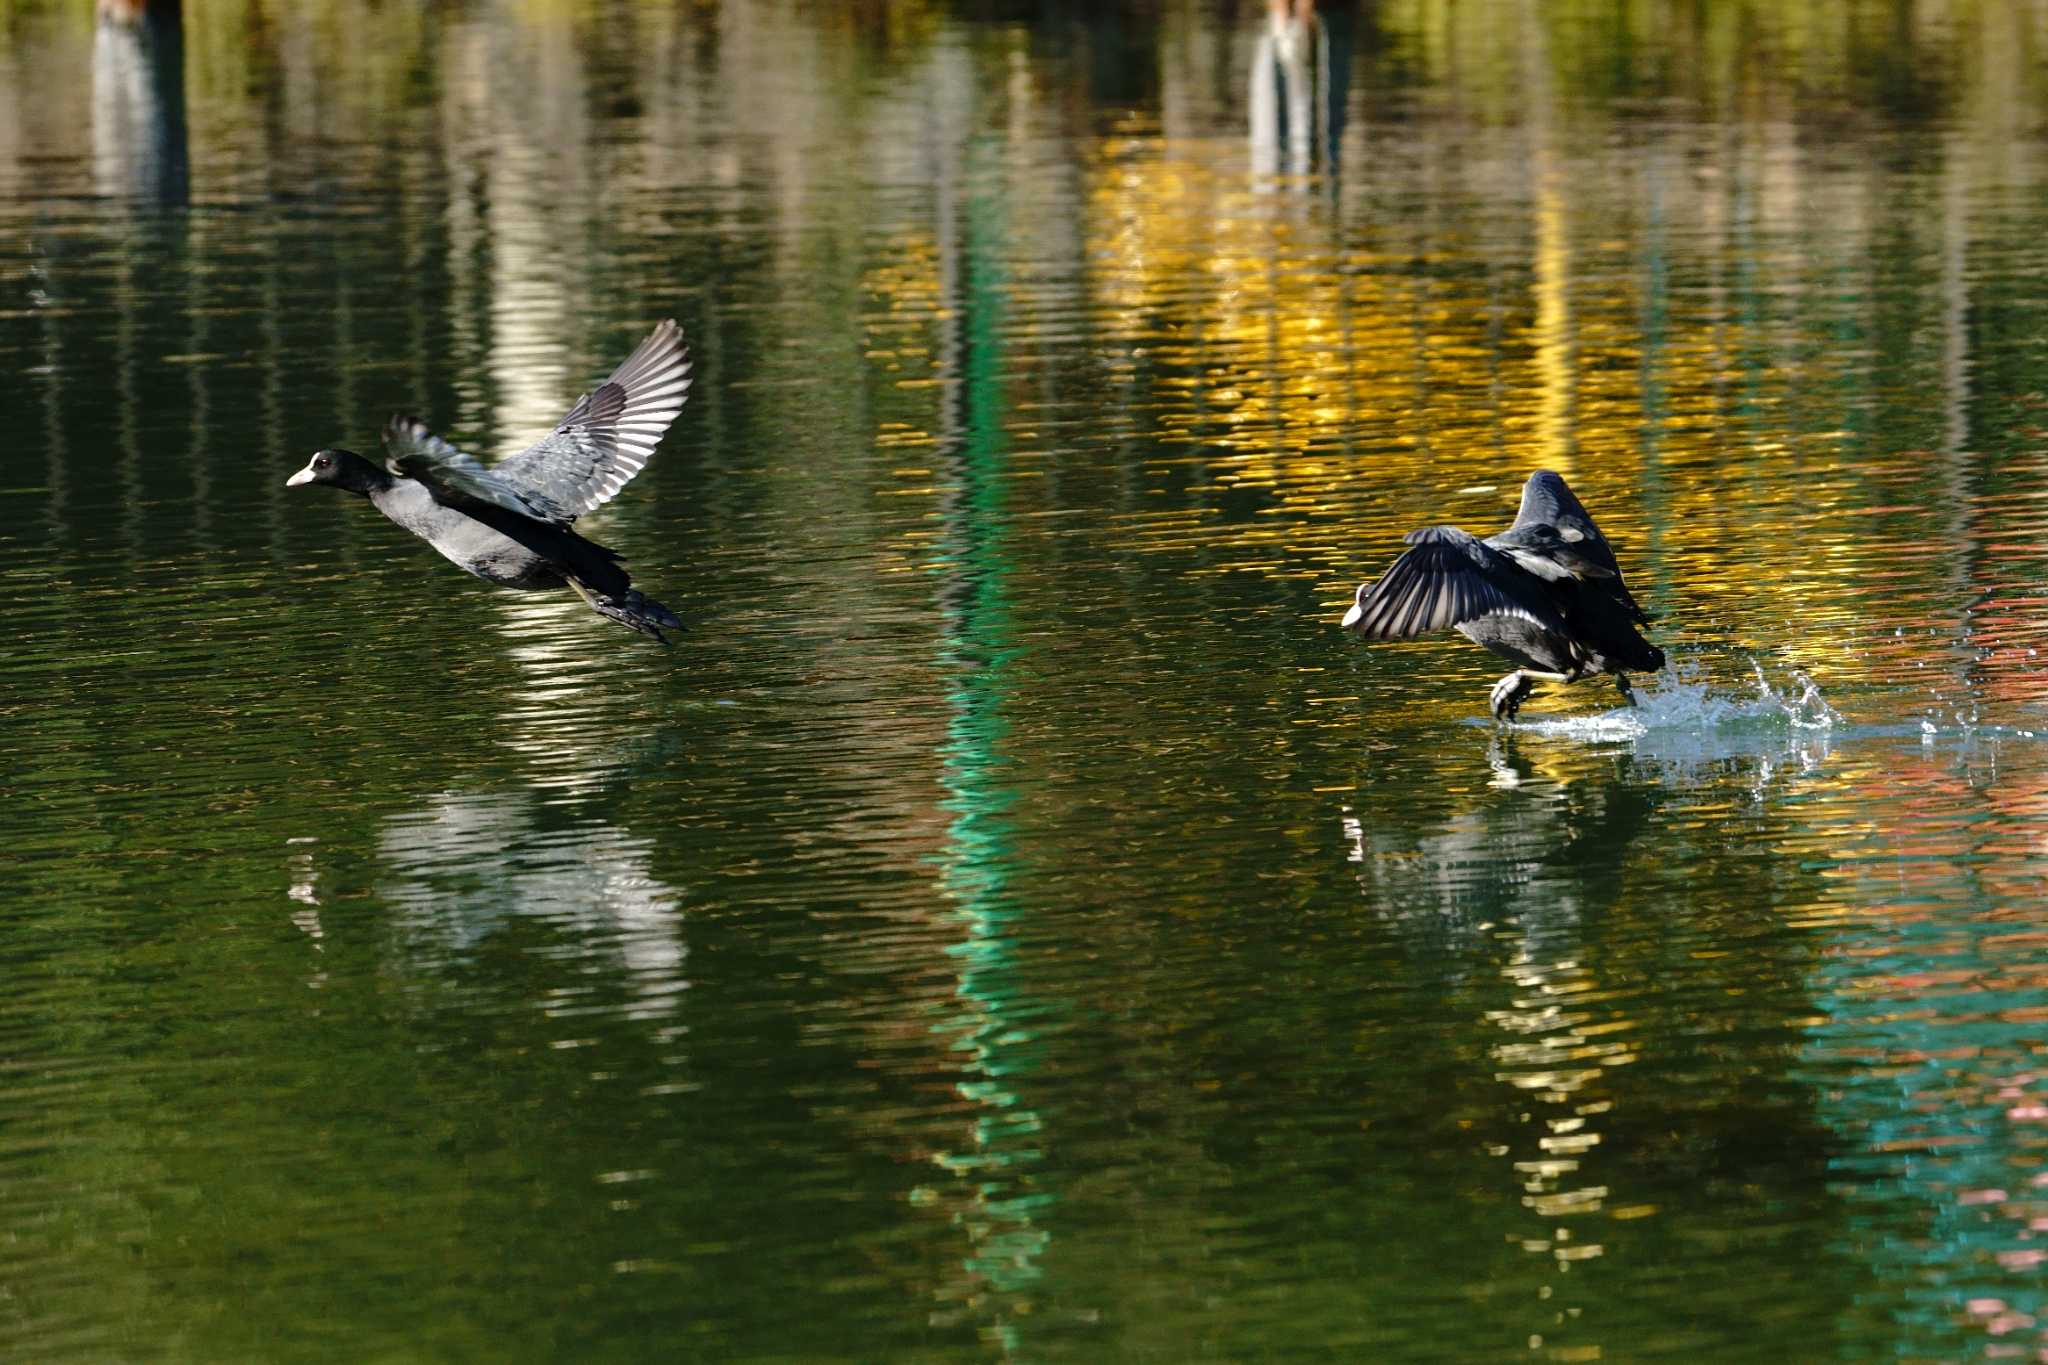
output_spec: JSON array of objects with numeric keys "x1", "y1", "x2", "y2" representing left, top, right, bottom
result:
[{"x1": 286, "y1": 448, "x2": 384, "y2": 495}]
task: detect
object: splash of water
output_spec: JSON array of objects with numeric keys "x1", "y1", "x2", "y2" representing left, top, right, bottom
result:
[{"x1": 1511, "y1": 657, "x2": 1843, "y2": 743}]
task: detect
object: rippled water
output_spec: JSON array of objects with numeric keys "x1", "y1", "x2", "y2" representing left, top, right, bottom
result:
[{"x1": 7, "y1": 1, "x2": 2048, "y2": 1359}]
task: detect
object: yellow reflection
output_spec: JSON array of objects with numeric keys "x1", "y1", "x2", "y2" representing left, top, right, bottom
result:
[
  {"x1": 1342, "y1": 762, "x2": 1641, "y2": 1356},
  {"x1": 1522, "y1": 0, "x2": 1572, "y2": 479},
  {"x1": 1058, "y1": 0, "x2": 2048, "y2": 706}
]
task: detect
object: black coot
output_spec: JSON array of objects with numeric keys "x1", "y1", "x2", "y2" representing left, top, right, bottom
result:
[
  {"x1": 1342, "y1": 470, "x2": 1666, "y2": 718},
  {"x1": 288, "y1": 320, "x2": 691, "y2": 642}
]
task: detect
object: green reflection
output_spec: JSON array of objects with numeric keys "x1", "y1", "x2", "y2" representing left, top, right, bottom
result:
[
  {"x1": 1797, "y1": 747, "x2": 2048, "y2": 1355},
  {"x1": 929, "y1": 141, "x2": 1050, "y2": 1345}
]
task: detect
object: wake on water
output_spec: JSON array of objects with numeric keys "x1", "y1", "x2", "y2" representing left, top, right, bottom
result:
[
  {"x1": 1492, "y1": 657, "x2": 2044, "y2": 755},
  {"x1": 1509, "y1": 659, "x2": 1844, "y2": 744}
]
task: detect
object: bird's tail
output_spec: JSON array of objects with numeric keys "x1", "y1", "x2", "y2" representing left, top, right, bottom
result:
[{"x1": 570, "y1": 579, "x2": 685, "y2": 644}]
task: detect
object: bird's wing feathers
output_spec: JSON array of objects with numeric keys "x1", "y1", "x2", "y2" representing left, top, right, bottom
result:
[
  {"x1": 377, "y1": 320, "x2": 689, "y2": 527},
  {"x1": 382, "y1": 416, "x2": 571, "y2": 522},
  {"x1": 1348, "y1": 526, "x2": 1566, "y2": 640},
  {"x1": 1500, "y1": 471, "x2": 1656, "y2": 621},
  {"x1": 1491, "y1": 526, "x2": 1619, "y2": 582},
  {"x1": 492, "y1": 319, "x2": 691, "y2": 521},
  {"x1": 1510, "y1": 470, "x2": 1597, "y2": 534},
  {"x1": 1505, "y1": 471, "x2": 1622, "y2": 577}
]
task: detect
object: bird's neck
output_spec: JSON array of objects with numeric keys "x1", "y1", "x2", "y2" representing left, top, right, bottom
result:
[{"x1": 348, "y1": 462, "x2": 399, "y2": 498}]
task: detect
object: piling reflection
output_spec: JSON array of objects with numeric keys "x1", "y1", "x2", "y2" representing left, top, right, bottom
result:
[
  {"x1": 91, "y1": 0, "x2": 186, "y2": 205},
  {"x1": 917, "y1": 125, "x2": 1053, "y2": 1348},
  {"x1": 1248, "y1": 1, "x2": 1348, "y2": 184}
]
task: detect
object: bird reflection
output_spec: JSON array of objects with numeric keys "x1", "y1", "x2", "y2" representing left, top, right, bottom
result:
[
  {"x1": 1343, "y1": 719, "x2": 1833, "y2": 937},
  {"x1": 276, "y1": 590, "x2": 689, "y2": 1018},
  {"x1": 91, "y1": 0, "x2": 188, "y2": 205},
  {"x1": 1248, "y1": 0, "x2": 1349, "y2": 182},
  {"x1": 1342, "y1": 733, "x2": 1661, "y2": 939},
  {"x1": 377, "y1": 789, "x2": 687, "y2": 1021},
  {"x1": 1339, "y1": 723, "x2": 1843, "y2": 1322},
  {"x1": 1341, "y1": 742, "x2": 1656, "y2": 1302}
]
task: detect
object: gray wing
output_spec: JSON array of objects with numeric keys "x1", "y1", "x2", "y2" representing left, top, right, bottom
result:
[
  {"x1": 1344, "y1": 525, "x2": 1567, "y2": 639},
  {"x1": 383, "y1": 416, "x2": 571, "y2": 522},
  {"x1": 491, "y1": 319, "x2": 692, "y2": 521}
]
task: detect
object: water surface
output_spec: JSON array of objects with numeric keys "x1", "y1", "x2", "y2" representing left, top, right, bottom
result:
[{"x1": 5, "y1": 1, "x2": 2048, "y2": 1359}]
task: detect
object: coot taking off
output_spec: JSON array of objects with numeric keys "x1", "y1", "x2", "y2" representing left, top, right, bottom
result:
[
  {"x1": 287, "y1": 319, "x2": 691, "y2": 643},
  {"x1": 1341, "y1": 471, "x2": 1666, "y2": 719}
]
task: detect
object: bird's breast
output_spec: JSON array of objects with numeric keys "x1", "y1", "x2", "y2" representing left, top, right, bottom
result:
[{"x1": 451, "y1": 542, "x2": 563, "y2": 589}]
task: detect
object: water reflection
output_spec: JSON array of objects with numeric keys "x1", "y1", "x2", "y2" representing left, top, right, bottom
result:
[
  {"x1": 1795, "y1": 735, "x2": 2048, "y2": 1360},
  {"x1": 376, "y1": 789, "x2": 688, "y2": 1022},
  {"x1": 15, "y1": 0, "x2": 2048, "y2": 1359},
  {"x1": 1248, "y1": 1, "x2": 1348, "y2": 183},
  {"x1": 91, "y1": 0, "x2": 187, "y2": 205},
  {"x1": 1340, "y1": 719, "x2": 1850, "y2": 1356},
  {"x1": 1342, "y1": 737, "x2": 1661, "y2": 942},
  {"x1": 921, "y1": 132, "x2": 1052, "y2": 1350}
]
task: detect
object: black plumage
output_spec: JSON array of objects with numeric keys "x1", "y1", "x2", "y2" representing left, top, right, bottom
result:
[
  {"x1": 1342, "y1": 471, "x2": 1666, "y2": 718},
  {"x1": 288, "y1": 320, "x2": 691, "y2": 642}
]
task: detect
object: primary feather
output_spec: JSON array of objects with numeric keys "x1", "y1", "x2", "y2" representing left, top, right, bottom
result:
[
  {"x1": 497, "y1": 318, "x2": 692, "y2": 520},
  {"x1": 1343, "y1": 526, "x2": 1566, "y2": 640},
  {"x1": 381, "y1": 318, "x2": 691, "y2": 526}
]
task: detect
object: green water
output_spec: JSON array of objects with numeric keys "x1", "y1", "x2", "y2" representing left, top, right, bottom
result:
[{"x1": 6, "y1": 1, "x2": 2048, "y2": 1359}]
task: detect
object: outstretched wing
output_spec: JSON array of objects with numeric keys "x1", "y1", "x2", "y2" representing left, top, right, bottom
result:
[
  {"x1": 491, "y1": 319, "x2": 692, "y2": 521},
  {"x1": 1342, "y1": 526, "x2": 1567, "y2": 639},
  {"x1": 383, "y1": 415, "x2": 571, "y2": 522}
]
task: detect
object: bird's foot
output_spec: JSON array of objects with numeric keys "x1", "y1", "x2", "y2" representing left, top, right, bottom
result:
[
  {"x1": 1615, "y1": 673, "x2": 1637, "y2": 708},
  {"x1": 568, "y1": 578, "x2": 681, "y2": 644},
  {"x1": 1490, "y1": 670, "x2": 1535, "y2": 721}
]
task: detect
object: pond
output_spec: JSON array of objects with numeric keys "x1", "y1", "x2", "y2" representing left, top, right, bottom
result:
[{"x1": 5, "y1": 0, "x2": 2048, "y2": 1359}]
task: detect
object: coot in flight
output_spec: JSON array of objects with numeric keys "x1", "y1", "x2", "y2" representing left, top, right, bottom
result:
[
  {"x1": 1341, "y1": 471, "x2": 1665, "y2": 718},
  {"x1": 287, "y1": 319, "x2": 690, "y2": 642}
]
